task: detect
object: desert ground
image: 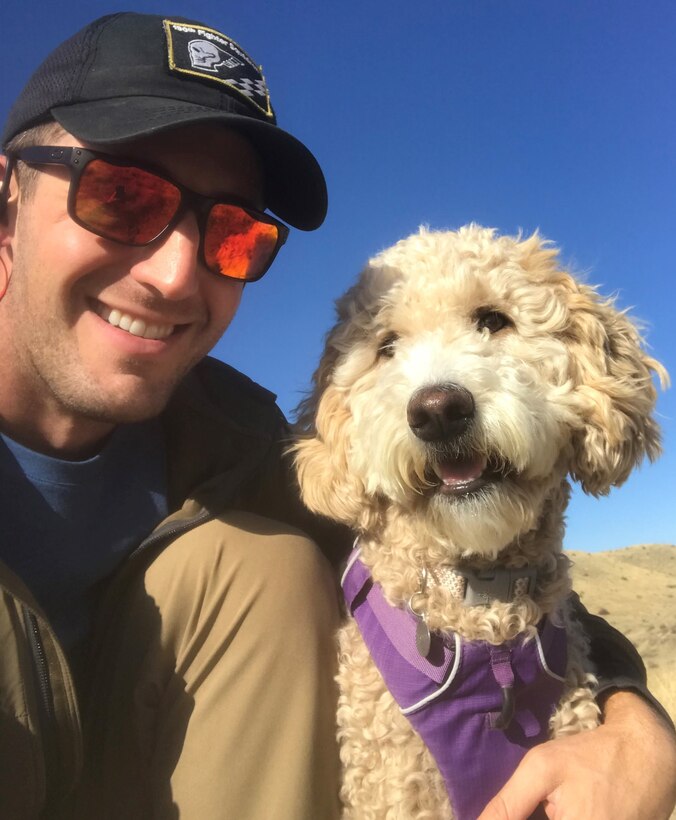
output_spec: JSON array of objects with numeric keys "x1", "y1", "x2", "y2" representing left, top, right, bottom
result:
[
  {"x1": 569, "y1": 544, "x2": 676, "y2": 722},
  {"x1": 569, "y1": 544, "x2": 676, "y2": 818},
  {"x1": 568, "y1": 544, "x2": 676, "y2": 820}
]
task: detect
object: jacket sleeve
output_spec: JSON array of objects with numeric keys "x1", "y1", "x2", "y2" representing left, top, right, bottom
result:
[{"x1": 572, "y1": 593, "x2": 675, "y2": 732}]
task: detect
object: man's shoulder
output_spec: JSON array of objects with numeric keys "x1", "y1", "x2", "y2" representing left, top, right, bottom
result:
[
  {"x1": 193, "y1": 357, "x2": 278, "y2": 407},
  {"x1": 168, "y1": 356, "x2": 285, "y2": 440}
]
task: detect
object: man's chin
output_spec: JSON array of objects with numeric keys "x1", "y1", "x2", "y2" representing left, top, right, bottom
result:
[{"x1": 63, "y1": 377, "x2": 182, "y2": 426}]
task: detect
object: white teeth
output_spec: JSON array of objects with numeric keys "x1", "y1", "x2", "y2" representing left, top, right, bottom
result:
[
  {"x1": 129, "y1": 319, "x2": 146, "y2": 337},
  {"x1": 98, "y1": 306, "x2": 174, "y2": 340}
]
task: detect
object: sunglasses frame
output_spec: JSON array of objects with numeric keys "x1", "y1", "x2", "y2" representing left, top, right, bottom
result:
[{"x1": 6, "y1": 145, "x2": 290, "y2": 282}]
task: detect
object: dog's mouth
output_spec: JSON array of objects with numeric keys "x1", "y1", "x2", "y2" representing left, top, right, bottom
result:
[{"x1": 427, "y1": 453, "x2": 507, "y2": 497}]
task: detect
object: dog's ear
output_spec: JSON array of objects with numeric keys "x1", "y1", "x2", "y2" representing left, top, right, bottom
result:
[
  {"x1": 292, "y1": 306, "x2": 371, "y2": 526},
  {"x1": 293, "y1": 264, "x2": 402, "y2": 526},
  {"x1": 564, "y1": 277, "x2": 668, "y2": 495},
  {"x1": 293, "y1": 381, "x2": 369, "y2": 526}
]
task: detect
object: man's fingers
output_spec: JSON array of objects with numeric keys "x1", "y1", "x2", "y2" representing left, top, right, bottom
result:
[{"x1": 477, "y1": 747, "x2": 558, "y2": 820}]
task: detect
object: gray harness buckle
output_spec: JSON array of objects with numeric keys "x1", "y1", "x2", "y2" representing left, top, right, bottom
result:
[{"x1": 460, "y1": 566, "x2": 538, "y2": 606}]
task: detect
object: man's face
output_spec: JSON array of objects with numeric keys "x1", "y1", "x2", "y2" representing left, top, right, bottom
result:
[{"x1": 0, "y1": 124, "x2": 264, "y2": 444}]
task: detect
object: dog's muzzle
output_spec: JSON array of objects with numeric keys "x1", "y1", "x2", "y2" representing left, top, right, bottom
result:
[{"x1": 408, "y1": 384, "x2": 502, "y2": 496}]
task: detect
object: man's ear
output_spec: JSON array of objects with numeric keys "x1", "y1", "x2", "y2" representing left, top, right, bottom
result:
[
  {"x1": 0, "y1": 155, "x2": 17, "y2": 299},
  {"x1": 0, "y1": 155, "x2": 13, "y2": 224}
]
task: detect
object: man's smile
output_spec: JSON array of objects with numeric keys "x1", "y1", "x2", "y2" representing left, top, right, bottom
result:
[{"x1": 95, "y1": 303, "x2": 178, "y2": 341}]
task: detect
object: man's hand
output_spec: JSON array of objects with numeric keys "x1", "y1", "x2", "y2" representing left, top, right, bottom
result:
[{"x1": 478, "y1": 692, "x2": 676, "y2": 820}]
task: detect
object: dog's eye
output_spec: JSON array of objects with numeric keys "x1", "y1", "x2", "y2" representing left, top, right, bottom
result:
[
  {"x1": 476, "y1": 309, "x2": 512, "y2": 334},
  {"x1": 377, "y1": 332, "x2": 399, "y2": 358}
]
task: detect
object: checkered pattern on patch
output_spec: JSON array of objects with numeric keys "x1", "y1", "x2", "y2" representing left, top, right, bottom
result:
[{"x1": 228, "y1": 78, "x2": 268, "y2": 101}]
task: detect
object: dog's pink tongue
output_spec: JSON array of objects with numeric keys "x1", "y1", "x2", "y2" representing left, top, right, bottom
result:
[{"x1": 435, "y1": 454, "x2": 487, "y2": 485}]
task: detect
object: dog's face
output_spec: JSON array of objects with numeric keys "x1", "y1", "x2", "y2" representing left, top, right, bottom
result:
[{"x1": 294, "y1": 226, "x2": 666, "y2": 557}]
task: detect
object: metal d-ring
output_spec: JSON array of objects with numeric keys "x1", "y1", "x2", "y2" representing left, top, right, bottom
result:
[
  {"x1": 408, "y1": 591, "x2": 426, "y2": 617},
  {"x1": 407, "y1": 566, "x2": 429, "y2": 615},
  {"x1": 408, "y1": 568, "x2": 431, "y2": 658}
]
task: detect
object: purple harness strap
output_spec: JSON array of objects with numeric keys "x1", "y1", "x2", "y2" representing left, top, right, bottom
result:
[{"x1": 342, "y1": 550, "x2": 567, "y2": 820}]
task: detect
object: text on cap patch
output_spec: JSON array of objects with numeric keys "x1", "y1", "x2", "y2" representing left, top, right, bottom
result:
[{"x1": 164, "y1": 19, "x2": 273, "y2": 118}]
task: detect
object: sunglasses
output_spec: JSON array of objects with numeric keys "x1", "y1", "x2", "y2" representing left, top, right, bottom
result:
[{"x1": 6, "y1": 145, "x2": 289, "y2": 282}]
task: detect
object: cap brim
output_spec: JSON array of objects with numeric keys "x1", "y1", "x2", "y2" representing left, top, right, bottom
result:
[{"x1": 52, "y1": 97, "x2": 327, "y2": 231}]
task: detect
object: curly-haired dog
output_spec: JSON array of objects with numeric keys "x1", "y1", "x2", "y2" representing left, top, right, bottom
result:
[{"x1": 292, "y1": 226, "x2": 667, "y2": 819}]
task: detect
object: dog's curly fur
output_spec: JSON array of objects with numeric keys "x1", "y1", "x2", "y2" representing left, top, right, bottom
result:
[{"x1": 292, "y1": 225, "x2": 668, "y2": 819}]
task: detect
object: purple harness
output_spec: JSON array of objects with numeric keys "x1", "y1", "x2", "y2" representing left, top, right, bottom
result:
[{"x1": 342, "y1": 550, "x2": 567, "y2": 820}]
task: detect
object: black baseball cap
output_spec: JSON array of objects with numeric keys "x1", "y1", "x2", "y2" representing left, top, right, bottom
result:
[{"x1": 1, "y1": 12, "x2": 327, "y2": 230}]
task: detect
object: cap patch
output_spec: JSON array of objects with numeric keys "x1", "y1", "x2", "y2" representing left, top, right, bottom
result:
[{"x1": 164, "y1": 20, "x2": 273, "y2": 118}]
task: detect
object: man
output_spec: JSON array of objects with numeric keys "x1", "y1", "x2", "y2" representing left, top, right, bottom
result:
[{"x1": 0, "y1": 11, "x2": 673, "y2": 820}]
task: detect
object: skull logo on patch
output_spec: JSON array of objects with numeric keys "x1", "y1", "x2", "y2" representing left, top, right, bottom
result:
[
  {"x1": 164, "y1": 19, "x2": 274, "y2": 118},
  {"x1": 188, "y1": 39, "x2": 243, "y2": 72}
]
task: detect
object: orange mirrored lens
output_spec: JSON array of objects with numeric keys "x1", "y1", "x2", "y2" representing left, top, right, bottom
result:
[
  {"x1": 205, "y1": 204, "x2": 279, "y2": 281},
  {"x1": 75, "y1": 160, "x2": 181, "y2": 244}
]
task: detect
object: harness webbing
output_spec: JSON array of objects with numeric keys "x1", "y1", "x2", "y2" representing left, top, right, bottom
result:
[{"x1": 342, "y1": 550, "x2": 567, "y2": 820}]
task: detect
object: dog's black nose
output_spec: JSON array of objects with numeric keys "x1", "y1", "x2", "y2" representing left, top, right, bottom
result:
[{"x1": 407, "y1": 384, "x2": 475, "y2": 441}]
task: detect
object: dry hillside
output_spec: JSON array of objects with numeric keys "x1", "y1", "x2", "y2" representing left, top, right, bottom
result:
[
  {"x1": 569, "y1": 543, "x2": 676, "y2": 724},
  {"x1": 570, "y1": 544, "x2": 676, "y2": 818}
]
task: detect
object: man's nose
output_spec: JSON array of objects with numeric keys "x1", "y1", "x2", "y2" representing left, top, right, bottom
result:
[{"x1": 130, "y1": 213, "x2": 202, "y2": 300}]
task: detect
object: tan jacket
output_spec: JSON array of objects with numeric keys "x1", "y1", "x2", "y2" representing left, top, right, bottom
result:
[{"x1": 0, "y1": 357, "x2": 342, "y2": 817}]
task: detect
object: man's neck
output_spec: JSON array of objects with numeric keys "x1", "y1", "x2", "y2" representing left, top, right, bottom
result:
[
  {"x1": 0, "y1": 395, "x2": 115, "y2": 460},
  {"x1": 0, "y1": 415, "x2": 115, "y2": 459},
  {"x1": 0, "y1": 335, "x2": 115, "y2": 458}
]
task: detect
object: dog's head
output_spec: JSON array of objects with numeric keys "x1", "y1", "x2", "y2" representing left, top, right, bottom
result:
[{"x1": 293, "y1": 226, "x2": 667, "y2": 557}]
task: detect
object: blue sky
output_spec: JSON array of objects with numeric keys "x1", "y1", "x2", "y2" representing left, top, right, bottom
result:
[{"x1": 2, "y1": 0, "x2": 674, "y2": 552}]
